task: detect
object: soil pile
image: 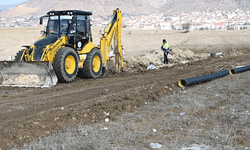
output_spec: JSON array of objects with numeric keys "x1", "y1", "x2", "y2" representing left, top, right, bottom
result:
[{"x1": 108, "y1": 47, "x2": 210, "y2": 73}]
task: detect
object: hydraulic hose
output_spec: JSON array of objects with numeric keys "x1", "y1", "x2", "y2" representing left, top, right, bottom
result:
[
  {"x1": 230, "y1": 65, "x2": 250, "y2": 75},
  {"x1": 178, "y1": 70, "x2": 230, "y2": 87}
]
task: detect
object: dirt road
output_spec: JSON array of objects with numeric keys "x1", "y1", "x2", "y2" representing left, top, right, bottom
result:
[
  {"x1": 1, "y1": 28, "x2": 250, "y2": 149},
  {"x1": 0, "y1": 52, "x2": 249, "y2": 149}
]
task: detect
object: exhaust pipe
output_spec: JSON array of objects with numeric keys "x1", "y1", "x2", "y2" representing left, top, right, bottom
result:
[{"x1": 178, "y1": 70, "x2": 230, "y2": 87}]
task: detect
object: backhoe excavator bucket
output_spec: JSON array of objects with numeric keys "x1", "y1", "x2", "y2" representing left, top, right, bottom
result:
[{"x1": 0, "y1": 61, "x2": 58, "y2": 88}]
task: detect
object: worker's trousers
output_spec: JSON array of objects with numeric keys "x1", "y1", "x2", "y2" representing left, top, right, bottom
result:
[{"x1": 164, "y1": 52, "x2": 169, "y2": 64}]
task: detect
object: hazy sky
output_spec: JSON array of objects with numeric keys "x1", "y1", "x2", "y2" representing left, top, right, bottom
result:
[{"x1": 0, "y1": 0, "x2": 28, "y2": 5}]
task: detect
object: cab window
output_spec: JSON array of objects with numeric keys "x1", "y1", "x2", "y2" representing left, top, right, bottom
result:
[{"x1": 77, "y1": 15, "x2": 87, "y2": 39}]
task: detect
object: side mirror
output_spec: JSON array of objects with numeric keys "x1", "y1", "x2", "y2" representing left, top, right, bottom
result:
[
  {"x1": 41, "y1": 30, "x2": 46, "y2": 36},
  {"x1": 40, "y1": 17, "x2": 43, "y2": 25}
]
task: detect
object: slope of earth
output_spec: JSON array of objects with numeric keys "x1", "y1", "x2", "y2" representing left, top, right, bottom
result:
[
  {"x1": 0, "y1": 0, "x2": 162, "y2": 18},
  {"x1": 1, "y1": 0, "x2": 250, "y2": 19},
  {"x1": 160, "y1": 0, "x2": 250, "y2": 14},
  {"x1": 11, "y1": 68, "x2": 250, "y2": 150},
  {"x1": 0, "y1": 27, "x2": 250, "y2": 149},
  {"x1": 0, "y1": 53, "x2": 250, "y2": 149}
]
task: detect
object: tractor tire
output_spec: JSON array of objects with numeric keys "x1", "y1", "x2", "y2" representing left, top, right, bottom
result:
[
  {"x1": 53, "y1": 47, "x2": 79, "y2": 83},
  {"x1": 14, "y1": 49, "x2": 25, "y2": 61},
  {"x1": 79, "y1": 48, "x2": 102, "y2": 79}
]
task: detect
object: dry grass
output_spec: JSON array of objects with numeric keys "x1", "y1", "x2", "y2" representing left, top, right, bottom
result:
[{"x1": 10, "y1": 71, "x2": 250, "y2": 150}]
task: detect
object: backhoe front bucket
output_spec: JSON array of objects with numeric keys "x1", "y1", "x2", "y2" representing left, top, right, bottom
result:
[{"x1": 0, "y1": 61, "x2": 58, "y2": 88}]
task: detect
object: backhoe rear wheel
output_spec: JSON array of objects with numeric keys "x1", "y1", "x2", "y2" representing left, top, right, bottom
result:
[
  {"x1": 79, "y1": 48, "x2": 102, "y2": 79},
  {"x1": 14, "y1": 49, "x2": 26, "y2": 61},
  {"x1": 53, "y1": 47, "x2": 79, "y2": 83}
]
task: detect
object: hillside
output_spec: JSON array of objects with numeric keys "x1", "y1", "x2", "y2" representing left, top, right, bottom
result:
[
  {"x1": 0, "y1": 4, "x2": 17, "y2": 12},
  {"x1": 0, "y1": 0, "x2": 165, "y2": 18},
  {"x1": 0, "y1": 0, "x2": 250, "y2": 19},
  {"x1": 160, "y1": 0, "x2": 250, "y2": 14}
]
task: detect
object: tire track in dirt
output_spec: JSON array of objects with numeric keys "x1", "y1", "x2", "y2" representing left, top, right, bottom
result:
[
  {"x1": 0, "y1": 55, "x2": 249, "y2": 150},
  {"x1": 0, "y1": 56, "x2": 241, "y2": 125},
  {"x1": 0, "y1": 69, "x2": 178, "y2": 125}
]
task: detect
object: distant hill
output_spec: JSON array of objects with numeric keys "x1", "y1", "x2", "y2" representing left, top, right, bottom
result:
[
  {"x1": 159, "y1": 0, "x2": 250, "y2": 14},
  {"x1": 0, "y1": 0, "x2": 167, "y2": 18},
  {"x1": 0, "y1": 4, "x2": 16, "y2": 12},
  {"x1": 0, "y1": 0, "x2": 250, "y2": 19}
]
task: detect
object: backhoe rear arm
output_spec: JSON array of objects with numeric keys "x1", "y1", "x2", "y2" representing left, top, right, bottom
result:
[{"x1": 100, "y1": 8, "x2": 123, "y2": 74}]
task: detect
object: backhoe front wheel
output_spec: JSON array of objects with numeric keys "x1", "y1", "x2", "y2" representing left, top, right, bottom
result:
[
  {"x1": 53, "y1": 47, "x2": 79, "y2": 83},
  {"x1": 79, "y1": 48, "x2": 102, "y2": 79}
]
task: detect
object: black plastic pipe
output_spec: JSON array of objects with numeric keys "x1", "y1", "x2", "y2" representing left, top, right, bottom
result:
[
  {"x1": 178, "y1": 70, "x2": 230, "y2": 87},
  {"x1": 230, "y1": 65, "x2": 250, "y2": 75}
]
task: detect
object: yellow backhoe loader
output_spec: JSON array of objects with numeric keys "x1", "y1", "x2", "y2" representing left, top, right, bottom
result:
[{"x1": 0, "y1": 8, "x2": 123, "y2": 87}]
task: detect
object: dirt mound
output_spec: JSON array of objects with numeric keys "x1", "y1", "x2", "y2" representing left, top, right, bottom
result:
[
  {"x1": 106, "y1": 46, "x2": 248, "y2": 74},
  {"x1": 108, "y1": 47, "x2": 210, "y2": 73}
]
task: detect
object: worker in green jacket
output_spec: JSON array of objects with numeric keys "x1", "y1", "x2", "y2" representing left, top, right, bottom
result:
[{"x1": 161, "y1": 39, "x2": 169, "y2": 64}]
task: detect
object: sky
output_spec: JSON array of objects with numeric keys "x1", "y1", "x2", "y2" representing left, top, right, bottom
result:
[{"x1": 0, "y1": 0, "x2": 28, "y2": 5}]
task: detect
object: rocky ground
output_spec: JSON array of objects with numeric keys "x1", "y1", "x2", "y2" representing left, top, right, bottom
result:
[
  {"x1": 0, "y1": 28, "x2": 250, "y2": 149},
  {"x1": 11, "y1": 68, "x2": 250, "y2": 150}
]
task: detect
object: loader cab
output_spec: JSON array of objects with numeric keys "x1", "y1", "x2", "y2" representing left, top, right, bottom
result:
[
  {"x1": 75, "y1": 15, "x2": 92, "y2": 50},
  {"x1": 41, "y1": 10, "x2": 93, "y2": 50}
]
